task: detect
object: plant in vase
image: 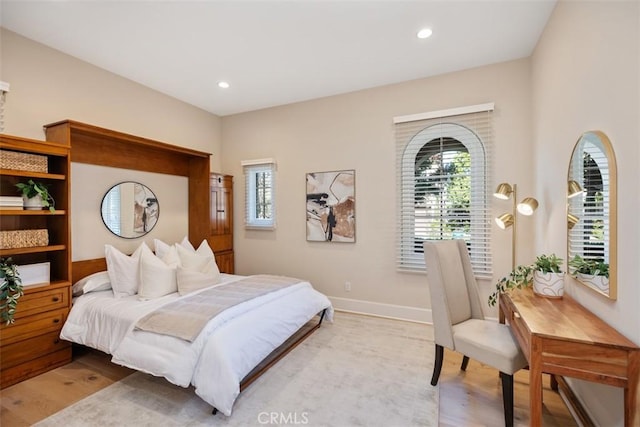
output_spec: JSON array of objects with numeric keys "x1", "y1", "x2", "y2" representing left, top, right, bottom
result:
[
  {"x1": 568, "y1": 255, "x2": 609, "y2": 293},
  {"x1": 0, "y1": 257, "x2": 23, "y2": 325},
  {"x1": 488, "y1": 253, "x2": 564, "y2": 306},
  {"x1": 15, "y1": 179, "x2": 55, "y2": 212}
]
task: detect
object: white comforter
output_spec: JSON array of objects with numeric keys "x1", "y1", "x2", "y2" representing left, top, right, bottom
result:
[{"x1": 61, "y1": 273, "x2": 333, "y2": 416}]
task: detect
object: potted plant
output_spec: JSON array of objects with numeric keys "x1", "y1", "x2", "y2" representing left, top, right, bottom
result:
[
  {"x1": 568, "y1": 255, "x2": 609, "y2": 293},
  {"x1": 15, "y1": 179, "x2": 55, "y2": 212},
  {"x1": 0, "y1": 257, "x2": 23, "y2": 325},
  {"x1": 488, "y1": 253, "x2": 564, "y2": 306}
]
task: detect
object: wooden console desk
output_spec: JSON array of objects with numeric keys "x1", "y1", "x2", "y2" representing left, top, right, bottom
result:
[{"x1": 499, "y1": 288, "x2": 639, "y2": 426}]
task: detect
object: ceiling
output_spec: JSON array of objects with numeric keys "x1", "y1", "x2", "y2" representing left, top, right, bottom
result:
[{"x1": 1, "y1": 1, "x2": 556, "y2": 116}]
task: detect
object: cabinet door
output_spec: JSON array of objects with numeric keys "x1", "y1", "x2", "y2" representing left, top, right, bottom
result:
[{"x1": 210, "y1": 174, "x2": 233, "y2": 236}]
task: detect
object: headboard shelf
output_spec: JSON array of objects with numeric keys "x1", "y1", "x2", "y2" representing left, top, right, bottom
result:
[{"x1": 43, "y1": 119, "x2": 212, "y2": 250}]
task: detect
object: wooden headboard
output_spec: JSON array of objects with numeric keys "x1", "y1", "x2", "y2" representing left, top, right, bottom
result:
[
  {"x1": 43, "y1": 120, "x2": 212, "y2": 284},
  {"x1": 72, "y1": 258, "x2": 108, "y2": 284}
]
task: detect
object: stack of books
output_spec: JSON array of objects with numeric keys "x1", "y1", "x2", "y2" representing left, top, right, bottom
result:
[{"x1": 0, "y1": 196, "x2": 24, "y2": 210}]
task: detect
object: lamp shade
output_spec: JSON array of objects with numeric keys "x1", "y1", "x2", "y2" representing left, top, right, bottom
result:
[
  {"x1": 568, "y1": 180, "x2": 584, "y2": 199},
  {"x1": 495, "y1": 213, "x2": 514, "y2": 229},
  {"x1": 517, "y1": 197, "x2": 539, "y2": 216},
  {"x1": 567, "y1": 213, "x2": 580, "y2": 229},
  {"x1": 493, "y1": 183, "x2": 513, "y2": 200}
]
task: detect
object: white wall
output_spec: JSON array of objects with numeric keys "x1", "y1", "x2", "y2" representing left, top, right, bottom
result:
[
  {"x1": 221, "y1": 58, "x2": 534, "y2": 320},
  {"x1": 1, "y1": 29, "x2": 222, "y2": 256},
  {"x1": 531, "y1": 1, "x2": 639, "y2": 425}
]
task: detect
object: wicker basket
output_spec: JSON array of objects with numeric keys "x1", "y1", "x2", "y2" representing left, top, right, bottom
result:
[
  {"x1": 0, "y1": 229, "x2": 49, "y2": 249},
  {"x1": 0, "y1": 150, "x2": 48, "y2": 173}
]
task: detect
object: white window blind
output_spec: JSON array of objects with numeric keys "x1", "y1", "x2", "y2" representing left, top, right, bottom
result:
[
  {"x1": 0, "y1": 81, "x2": 9, "y2": 133},
  {"x1": 568, "y1": 144, "x2": 610, "y2": 262},
  {"x1": 242, "y1": 158, "x2": 276, "y2": 229},
  {"x1": 394, "y1": 104, "x2": 493, "y2": 277},
  {"x1": 101, "y1": 184, "x2": 121, "y2": 235}
]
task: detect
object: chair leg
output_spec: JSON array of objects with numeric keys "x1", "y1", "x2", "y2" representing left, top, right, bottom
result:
[
  {"x1": 460, "y1": 355, "x2": 470, "y2": 371},
  {"x1": 499, "y1": 371, "x2": 514, "y2": 427},
  {"x1": 431, "y1": 344, "x2": 444, "y2": 386}
]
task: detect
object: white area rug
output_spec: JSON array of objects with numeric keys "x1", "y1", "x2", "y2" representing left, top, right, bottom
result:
[{"x1": 36, "y1": 312, "x2": 437, "y2": 426}]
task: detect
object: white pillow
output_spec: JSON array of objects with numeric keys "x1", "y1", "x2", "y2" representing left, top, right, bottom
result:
[
  {"x1": 176, "y1": 266, "x2": 220, "y2": 295},
  {"x1": 105, "y1": 243, "x2": 146, "y2": 298},
  {"x1": 181, "y1": 236, "x2": 196, "y2": 252},
  {"x1": 138, "y1": 244, "x2": 178, "y2": 300},
  {"x1": 176, "y1": 243, "x2": 219, "y2": 276},
  {"x1": 175, "y1": 240, "x2": 221, "y2": 294},
  {"x1": 194, "y1": 239, "x2": 214, "y2": 259},
  {"x1": 154, "y1": 236, "x2": 194, "y2": 259},
  {"x1": 72, "y1": 271, "x2": 111, "y2": 297}
]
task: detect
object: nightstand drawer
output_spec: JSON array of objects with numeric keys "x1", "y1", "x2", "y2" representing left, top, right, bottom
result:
[
  {"x1": 0, "y1": 308, "x2": 67, "y2": 345},
  {"x1": 1, "y1": 330, "x2": 69, "y2": 369},
  {"x1": 13, "y1": 286, "x2": 69, "y2": 319}
]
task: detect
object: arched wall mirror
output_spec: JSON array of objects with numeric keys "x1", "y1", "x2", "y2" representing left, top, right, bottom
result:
[
  {"x1": 567, "y1": 131, "x2": 617, "y2": 299},
  {"x1": 101, "y1": 182, "x2": 159, "y2": 239}
]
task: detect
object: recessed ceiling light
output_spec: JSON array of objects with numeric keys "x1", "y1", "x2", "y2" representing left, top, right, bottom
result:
[
  {"x1": 217, "y1": 81, "x2": 230, "y2": 89},
  {"x1": 417, "y1": 28, "x2": 433, "y2": 39}
]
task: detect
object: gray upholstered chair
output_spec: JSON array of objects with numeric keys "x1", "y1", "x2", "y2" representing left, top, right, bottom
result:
[{"x1": 423, "y1": 240, "x2": 527, "y2": 427}]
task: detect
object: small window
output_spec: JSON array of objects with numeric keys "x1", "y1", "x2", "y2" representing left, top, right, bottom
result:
[{"x1": 242, "y1": 159, "x2": 276, "y2": 229}]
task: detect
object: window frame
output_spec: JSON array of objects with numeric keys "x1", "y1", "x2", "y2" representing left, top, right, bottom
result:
[{"x1": 242, "y1": 159, "x2": 276, "y2": 230}]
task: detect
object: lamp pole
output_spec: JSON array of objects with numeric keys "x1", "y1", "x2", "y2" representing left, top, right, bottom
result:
[{"x1": 511, "y1": 184, "x2": 517, "y2": 271}]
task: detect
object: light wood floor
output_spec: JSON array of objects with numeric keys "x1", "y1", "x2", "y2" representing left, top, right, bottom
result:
[
  {"x1": 438, "y1": 348, "x2": 577, "y2": 426},
  {"x1": 1, "y1": 345, "x2": 576, "y2": 426}
]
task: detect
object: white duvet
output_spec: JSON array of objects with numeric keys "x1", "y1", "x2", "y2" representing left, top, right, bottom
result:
[{"x1": 61, "y1": 273, "x2": 333, "y2": 416}]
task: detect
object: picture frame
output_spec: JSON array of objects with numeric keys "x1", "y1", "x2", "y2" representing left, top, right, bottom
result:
[{"x1": 306, "y1": 170, "x2": 355, "y2": 242}]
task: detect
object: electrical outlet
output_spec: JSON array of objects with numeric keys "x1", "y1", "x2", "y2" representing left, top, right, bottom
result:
[{"x1": 345, "y1": 281, "x2": 351, "y2": 292}]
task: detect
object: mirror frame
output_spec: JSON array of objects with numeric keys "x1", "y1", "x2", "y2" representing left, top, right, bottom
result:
[
  {"x1": 101, "y1": 181, "x2": 160, "y2": 239},
  {"x1": 567, "y1": 130, "x2": 617, "y2": 299}
]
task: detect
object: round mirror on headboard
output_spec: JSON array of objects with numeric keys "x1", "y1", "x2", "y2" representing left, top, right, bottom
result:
[
  {"x1": 567, "y1": 131, "x2": 617, "y2": 299},
  {"x1": 101, "y1": 181, "x2": 159, "y2": 239}
]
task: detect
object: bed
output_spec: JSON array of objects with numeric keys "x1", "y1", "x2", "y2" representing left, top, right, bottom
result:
[{"x1": 62, "y1": 252, "x2": 333, "y2": 416}]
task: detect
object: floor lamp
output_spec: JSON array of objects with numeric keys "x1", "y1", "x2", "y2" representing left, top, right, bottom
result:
[{"x1": 494, "y1": 183, "x2": 539, "y2": 270}]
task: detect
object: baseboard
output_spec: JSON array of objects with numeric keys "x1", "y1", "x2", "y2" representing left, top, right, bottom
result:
[
  {"x1": 555, "y1": 376, "x2": 595, "y2": 427},
  {"x1": 328, "y1": 296, "x2": 432, "y2": 324}
]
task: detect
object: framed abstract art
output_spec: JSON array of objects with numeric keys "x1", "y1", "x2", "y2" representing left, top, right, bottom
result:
[{"x1": 306, "y1": 170, "x2": 355, "y2": 242}]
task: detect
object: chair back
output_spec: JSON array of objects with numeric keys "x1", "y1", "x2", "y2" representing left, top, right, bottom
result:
[{"x1": 424, "y1": 240, "x2": 485, "y2": 349}]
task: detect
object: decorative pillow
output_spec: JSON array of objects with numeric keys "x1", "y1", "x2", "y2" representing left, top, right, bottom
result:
[
  {"x1": 181, "y1": 236, "x2": 196, "y2": 252},
  {"x1": 105, "y1": 243, "x2": 146, "y2": 298},
  {"x1": 175, "y1": 240, "x2": 221, "y2": 294},
  {"x1": 176, "y1": 242, "x2": 220, "y2": 276},
  {"x1": 154, "y1": 236, "x2": 195, "y2": 259},
  {"x1": 138, "y1": 243, "x2": 178, "y2": 300},
  {"x1": 194, "y1": 239, "x2": 215, "y2": 259},
  {"x1": 72, "y1": 271, "x2": 111, "y2": 297},
  {"x1": 176, "y1": 265, "x2": 220, "y2": 295}
]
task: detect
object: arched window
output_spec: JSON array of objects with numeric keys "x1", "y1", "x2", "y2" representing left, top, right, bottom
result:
[{"x1": 395, "y1": 105, "x2": 492, "y2": 277}]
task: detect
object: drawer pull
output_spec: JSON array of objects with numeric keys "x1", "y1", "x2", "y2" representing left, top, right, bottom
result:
[
  {"x1": 52, "y1": 297, "x2": 60, "y2": 302},
  {"x1": 513, "y1": 312, "x2": 521, "y2": 320},
  {"x1": 53, "y1": 318, "x2": 60, "y2": 324}
]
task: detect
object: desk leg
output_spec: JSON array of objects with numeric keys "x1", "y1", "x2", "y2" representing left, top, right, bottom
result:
[
  {"x1": 529, "y1": 336, "x2": 543, "y2": 427},
  {"x1": 625, "y1": 352, "x2": 639, "y2": 427}
]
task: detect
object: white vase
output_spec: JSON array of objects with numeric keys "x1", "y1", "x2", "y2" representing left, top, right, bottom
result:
[
  {"x1": 23, "y1": 194, "x2": 44, "y2": 210},
  {"x1": 532, "y1": 270, "x2": 565, "y2": 298},
  {"x1": 577, "y1": 272, "x2": 609, "y2": 293}
]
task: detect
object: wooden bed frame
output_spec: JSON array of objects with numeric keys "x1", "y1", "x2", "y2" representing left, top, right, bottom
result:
[{"x1": 72, "y1": 258, "x2": 326, "y2": 414}]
